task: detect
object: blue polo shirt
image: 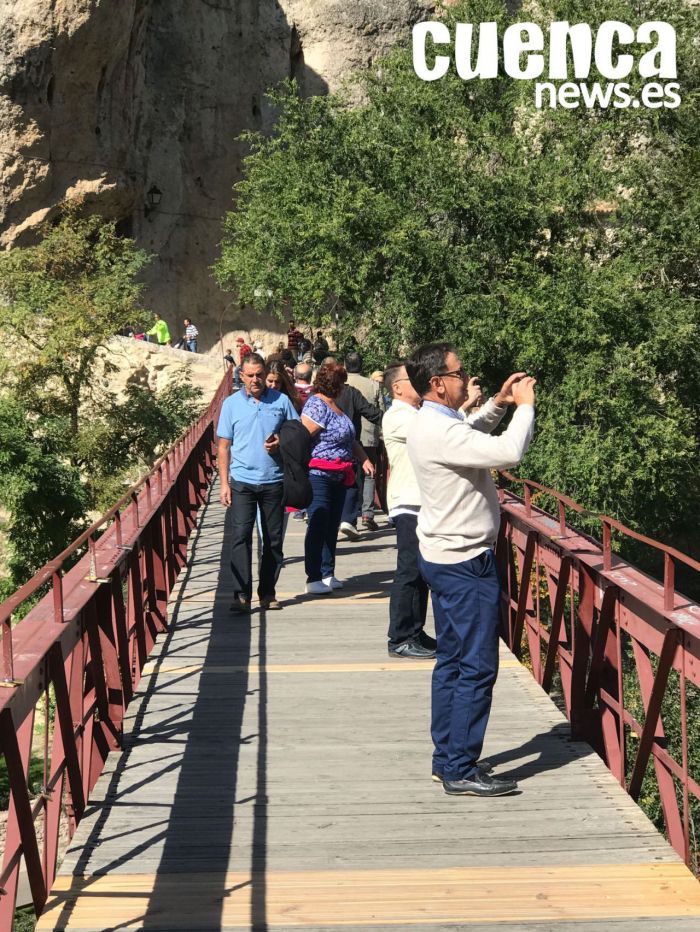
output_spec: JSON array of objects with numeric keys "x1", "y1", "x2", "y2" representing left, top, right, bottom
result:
[{"x1": 216, "y1": 388, "x2": 299, "y2": 484}]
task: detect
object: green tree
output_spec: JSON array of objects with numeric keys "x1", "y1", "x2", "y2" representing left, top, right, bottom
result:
[
  {"x1": 78, "y1": 380, "x2": 204, "y2": 511},
  {"x1": 216, "y1": 0, "x2": 700, "y2": 550},
  {"x1": 0, "y1": 395, "x2": 86, "y2": 597},
  {"x1": 0, "y1": 204, "x2": 151, "y2": 439}
]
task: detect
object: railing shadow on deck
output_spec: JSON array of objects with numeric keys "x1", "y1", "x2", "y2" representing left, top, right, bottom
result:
[{"x1": 139, "y1": 491, "x2": 267, "y2": 930}]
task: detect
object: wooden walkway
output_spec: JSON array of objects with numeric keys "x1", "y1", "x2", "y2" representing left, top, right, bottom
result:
[{"x1": 38, "y1": 482, "x2": 700, "y2": 931}]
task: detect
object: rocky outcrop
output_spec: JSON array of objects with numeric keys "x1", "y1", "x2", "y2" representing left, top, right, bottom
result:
[
  {"x1": 0, "y1": 0, "x2": 435, "y2": 351},
  {"x1": 95, "y1": 335, "x2": 225, "y2": 400}
]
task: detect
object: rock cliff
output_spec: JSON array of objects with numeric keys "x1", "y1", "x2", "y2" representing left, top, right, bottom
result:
[{"x1": 0, "y1": 0, "x2": 435, "y2": 351}]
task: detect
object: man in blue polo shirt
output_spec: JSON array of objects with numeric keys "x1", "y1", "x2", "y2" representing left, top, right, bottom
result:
[{"x1": 217, "y1": 353, "x2": 299, "y2": 612}]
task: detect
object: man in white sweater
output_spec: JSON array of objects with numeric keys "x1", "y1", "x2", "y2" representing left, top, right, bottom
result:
[
  {"x1": 382, "y1": 362, "x2": 435, "y2": 658},
  {"x1": 406, "y1": 343, "x2": 536, "y2": 798}
]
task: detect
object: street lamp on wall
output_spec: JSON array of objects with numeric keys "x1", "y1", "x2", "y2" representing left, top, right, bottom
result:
[{"x1": 144, "y1": 185, "x2": 162, "y2": 218}]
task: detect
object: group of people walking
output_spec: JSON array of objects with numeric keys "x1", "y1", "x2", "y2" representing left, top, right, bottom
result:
[{"x1": 216, "y1": 341, "x2": 536, "y2": 799}]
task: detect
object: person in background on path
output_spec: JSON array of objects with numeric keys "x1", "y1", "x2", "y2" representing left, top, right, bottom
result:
[
  {"x1": 237, "y1": 335, "x2": 253, "y2": 361},
  {"x1": 233, "y1": 336, "x2": 253, "y2": 389},
  {"x1": 300, "y1": 361, "x2": 375, "y2": 595},
  {"x1": 254, "y1": 340, "x2": 266, "y2": 361},
  {"x1": 255, "y1": 361, "x2": 304, "y2": 541},
  {"x1": 147, "y1": 313, "x2": 171, "y2": 346},
  {"x1": 382, "y1": 362, "x2": 435, "y2": 660},
  {"x1": 286, "y1": 319, "x2": 304, "y2": 358},
  {"x1": 293, "y1": 362, "x2": 315, "y2": 405},
  {"x1": 406, "y1": 343, "x2": 536, "y2": 798},
  {"x1": 224, "y1": 348, "x2": 236, "y2": 367},
  {"x1": 266, "y1": 359, "x2": 303, "y2": 414},
  {"x1": 279, "y1": 349, "x2": 297, "y2": 381},
  {"x1": 371, "y1": 369, "x2": 392, "y2": 409},
  {"x1": 291, "y1": 361, "x2": 315, "y2": 523},
  {"x1": 217, "y1": 353, "x2": 300, "y2": 613},
  {"x1": 319, "y1": 356, "x2": 382, "y2": 544},
  {"x1": 312, "y1": 331, "x2": 329, "y2": 364},
  {"x1": 297, "y1": 339, "x2": 313, "y2": 366},
  {"x1": 183, "y1": 318, "x2": 199, "y2": 352},
  {"x1": 344, "y1": 352, "x2": 384, "y2": 533}
]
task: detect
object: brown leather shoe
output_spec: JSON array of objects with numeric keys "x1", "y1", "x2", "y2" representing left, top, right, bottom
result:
[{"x1": 260, "y1": 598, "x2": 282, "y2": 610}]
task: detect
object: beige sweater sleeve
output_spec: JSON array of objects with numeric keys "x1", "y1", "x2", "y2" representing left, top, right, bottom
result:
[
  {"x1": 440, "y1": 404, "x2": 535, "y2": 470},
  {"x1": 465, "y1": 397, "x2": 509, "y2": 434}
]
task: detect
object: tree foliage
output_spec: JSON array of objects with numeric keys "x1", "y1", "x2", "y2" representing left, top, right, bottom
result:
[
  {"x1": 216, "y1": 0, "x2": 700, "y2": 550},
  {"x1": 0, "y1": 205, "x2": 151, "y2": 437},
  {"x1": 78, "y1": 381, "x2": 204, "y2": 511},
  {"x1": 0, "y1": 395, "x2": 86, "y2": 599},
  {"x1": 0, "y1": 206, "x2": 205, "y2": 594}
]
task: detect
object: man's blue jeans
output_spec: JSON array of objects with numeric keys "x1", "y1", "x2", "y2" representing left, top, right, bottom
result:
[
  {"x1": 186, "y1": 339, "x2": 198, "y2": 353},
  {"x1": 305, "y1": 474, "x2": 347, "y2": 581},
  {"x1": 419, "y1": 549, "x2": 501, "y2": 781}
]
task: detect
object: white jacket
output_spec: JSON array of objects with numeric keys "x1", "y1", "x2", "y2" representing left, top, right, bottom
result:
[{"x1": 383, "y1": 399, "x2": 422, "y2": 512}]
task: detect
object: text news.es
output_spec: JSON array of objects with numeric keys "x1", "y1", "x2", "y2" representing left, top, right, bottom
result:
[{"x1": 412, "y1": 21, "x2": 680, "y2": 110}]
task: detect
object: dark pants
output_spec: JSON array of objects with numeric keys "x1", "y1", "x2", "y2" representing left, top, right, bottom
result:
[
  {"x1": 340, "y1": 463, "x2": 361, "y2": 527},
  {"x1": 387, "y1": 513, "x2": 429, "y2": 647},
  {"x1": 361, "y1": 447, "x2": 379, "y2": 517},
  {"x1": 305, "y1": 474, "x2": 347, "y2": 581},
  {"x1": 230, "y1": 480, "x2": 285, "y2": 600},
  {"x1": 419, "y1": 550, "x2": 501, "y2": 782}
]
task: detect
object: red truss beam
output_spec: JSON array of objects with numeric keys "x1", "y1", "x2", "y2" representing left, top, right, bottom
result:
[
  {"x1": 498, "y1": 472, "x2": 700, "y2": 868},
  {"x1": 0, "y1": 371, "x2": 231, "y2": 930}
]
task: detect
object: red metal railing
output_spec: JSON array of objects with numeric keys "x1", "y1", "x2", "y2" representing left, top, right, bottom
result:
[
  {"x1": 497, "y1": 471, "x2": 700, "y2": 869},
  {"x1": 0, "y1": 371, "x2": 230, "y2": 929}
]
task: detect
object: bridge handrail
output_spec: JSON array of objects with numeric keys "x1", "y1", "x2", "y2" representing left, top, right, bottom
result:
[
  {"x1": 498, "y1": 472, "x2": 700, "y2": 871},
  {"x1": 0, "y1": 370, "x2": 231, "y2": 929}
]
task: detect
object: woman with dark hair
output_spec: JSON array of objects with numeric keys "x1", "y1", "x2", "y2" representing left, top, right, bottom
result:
[
  {"x1": 300, "y1": 361, "x2": 375, "y2": 594},
  {"x1": 266, "y1": 359, "x2": 303, "y2": 414}
]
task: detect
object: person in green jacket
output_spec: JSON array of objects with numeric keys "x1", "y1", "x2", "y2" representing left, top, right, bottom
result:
[{"x1": 147, "y1": 313, "x2": 171, "y2": 346}]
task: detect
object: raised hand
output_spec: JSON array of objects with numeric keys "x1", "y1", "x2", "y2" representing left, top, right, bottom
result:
[
  {"x1": 461, "y1": 376, "x2": 485, "y2": 412},
  {"x1": 512, "y1": 376, "x2": 537, "y2": 407},
  {"x1": 494, "y1": 372, "x2": 528, "y2": 406}
]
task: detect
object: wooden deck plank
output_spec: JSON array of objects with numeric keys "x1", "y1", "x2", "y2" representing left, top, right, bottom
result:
[{"x1": 37, "y1": 482, "x2": 698, "y2": 930}]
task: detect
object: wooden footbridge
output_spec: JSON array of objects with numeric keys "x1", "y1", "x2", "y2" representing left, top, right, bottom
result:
[{"x1": 2, "y1": 376, "x2": 700, "y2": 930}]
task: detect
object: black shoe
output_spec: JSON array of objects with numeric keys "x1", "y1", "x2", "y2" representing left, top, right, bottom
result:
[
  {"x1": 443, "y1": 771, "x2": 517, "y2": 797},
  {"x1": 418, "y1": 631, "x2": 437, "y2": 650},
  {"x1": 362, "y1": 515, "x2": 378, "y2": 532},
  {"x1": 432, "y1": 760, "x2": 493, "y2": 783},
  {"x1": 388, "y1": 640, "x2": 436, "y2": 659}
]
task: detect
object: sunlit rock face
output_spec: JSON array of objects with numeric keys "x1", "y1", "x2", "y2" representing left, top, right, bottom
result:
[{"x1": 0, "y1": 0, "x2": 435, "y2": 350}]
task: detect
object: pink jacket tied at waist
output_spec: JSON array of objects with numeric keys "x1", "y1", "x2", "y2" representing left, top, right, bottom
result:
[{"x1": 308, "y1": 457, "x2": 356, "y2": 487}]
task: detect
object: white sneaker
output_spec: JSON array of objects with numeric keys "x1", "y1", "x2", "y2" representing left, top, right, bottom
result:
[
  {"x1": 305, "y1": 580, "x2": 333, "y2": 595},
  {"x1": 323, "y1": 576, "x2": 344, "y2": 590},
  {"x1": 339, "y1": 522, "x2": 360, "y2": 541}
]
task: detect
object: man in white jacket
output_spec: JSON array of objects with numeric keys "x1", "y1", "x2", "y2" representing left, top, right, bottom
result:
[
  {"x1": 383, "y1": 362, "x2": 435, "y2": 659},
  {"x1": 406, "y1": 343, "x2": 536, "y2": 798}
]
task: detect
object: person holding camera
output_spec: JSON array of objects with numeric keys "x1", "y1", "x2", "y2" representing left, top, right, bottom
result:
[
  {"x1": 217, "y1": 353, "x2": 300, "y2": 613},
  {"x1": 406, "y1": 343, "x2": 536, "y2": 798}
]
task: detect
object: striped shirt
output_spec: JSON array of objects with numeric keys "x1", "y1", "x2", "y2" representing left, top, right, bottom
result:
[{"x1": 185, "y1": 323, "x2": 199, "y2": 340}]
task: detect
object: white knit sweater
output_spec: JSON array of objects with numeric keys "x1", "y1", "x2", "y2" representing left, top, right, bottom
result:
[{"x1": 406, "y1": 398, "x2": 535, "y2": 564}]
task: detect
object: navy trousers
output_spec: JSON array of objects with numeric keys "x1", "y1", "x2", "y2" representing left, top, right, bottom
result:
[
  {"x1": 305, "y1": 474, "x2": 347, "y2": 582},
  {"x1": 387, "y1": 513, "x2": 429, "y2": 647},
  {"x1": 340, "y1": 465, "x2": 362, "y2": 527},
  {"x1": 419, "y1": 549, "x2": 501, "y2": 781}
]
